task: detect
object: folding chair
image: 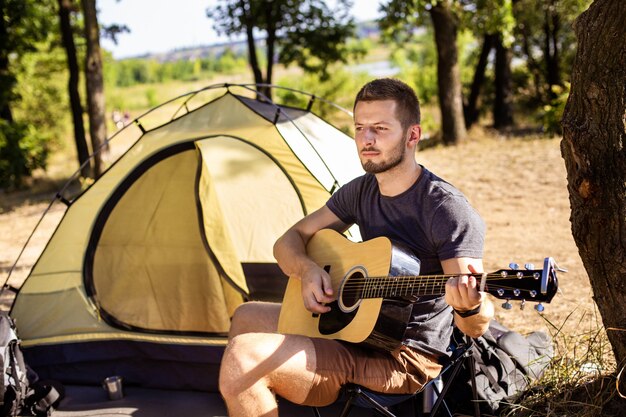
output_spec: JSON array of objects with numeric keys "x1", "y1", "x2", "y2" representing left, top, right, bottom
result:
[{"x1": 312, "y1": 332, "x2": 481, "y2": 417}]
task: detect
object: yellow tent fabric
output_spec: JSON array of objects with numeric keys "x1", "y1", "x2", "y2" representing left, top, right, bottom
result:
[{"x1": 11, "y1": 88, "x2": 363, "y2": 346}]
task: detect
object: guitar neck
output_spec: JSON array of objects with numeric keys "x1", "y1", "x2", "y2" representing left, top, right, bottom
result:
[{"x1": 351, "y1": 273, "x2": 482, "y2": 299}]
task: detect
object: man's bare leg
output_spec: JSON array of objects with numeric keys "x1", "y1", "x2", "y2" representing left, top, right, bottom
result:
[{"x1": 219, "y1": 331, "x2": 317, "y2": 417}]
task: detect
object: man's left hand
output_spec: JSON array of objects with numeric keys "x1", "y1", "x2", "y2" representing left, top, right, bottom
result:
[{"x1": 445, "y1": 264, "x2": 484, "y2": 313}]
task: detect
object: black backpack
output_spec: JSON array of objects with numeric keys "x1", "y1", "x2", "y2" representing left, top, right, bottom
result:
[
  {"x1": 448, "y1": 320, "x2": 554, "y2": 415},
  {"x1": 0, "y1": 313, "x2": 63, "y2": 417}
]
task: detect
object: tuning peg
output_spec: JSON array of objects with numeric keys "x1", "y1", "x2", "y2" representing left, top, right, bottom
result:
[
  {"x1": 509, "y1": 263, "x2": 520, "y2": 270},
  {"x1": 502, "y1": 299, "x2": 513, "y2": 310},
  {"x1": 534, "y1": 303, "x2": 545, "y2": 313},
  {"x1": 520, "y1": 299, "x2": 526, "y2": 310},
  {"x1": 524, "y1": 263, "x2": 535, "y2": 270}
]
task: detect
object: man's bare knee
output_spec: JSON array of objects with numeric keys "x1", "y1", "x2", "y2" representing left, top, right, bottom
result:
[
  {"x1": 229, "y1": 301, "x2": 280, "y2": 338},
  {"x1": 219, "y1": 334, "x2": 259, "y2": 398}
]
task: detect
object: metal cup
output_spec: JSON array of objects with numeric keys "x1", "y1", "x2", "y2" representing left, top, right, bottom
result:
[{"x1": 102, "y1": 375, "x2": 124, "y2": 400}]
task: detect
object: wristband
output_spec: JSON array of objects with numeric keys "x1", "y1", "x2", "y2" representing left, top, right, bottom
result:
[{"x1": 453, "y1": 303, "x2": 482, "y2": 318}]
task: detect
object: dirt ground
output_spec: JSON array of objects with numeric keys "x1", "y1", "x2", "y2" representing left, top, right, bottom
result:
[{"x1": 0, "y1": 131, "x2": 597, "y2": 340}]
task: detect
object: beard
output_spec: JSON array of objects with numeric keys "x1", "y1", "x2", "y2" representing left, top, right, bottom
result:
[{"x1": 360, "y1": 141, "x2": 406, "y2": 174}]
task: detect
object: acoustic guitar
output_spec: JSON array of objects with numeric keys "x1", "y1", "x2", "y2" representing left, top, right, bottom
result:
[{"x1": 277, "y1": 229, "x2": 561, "y2": 351}]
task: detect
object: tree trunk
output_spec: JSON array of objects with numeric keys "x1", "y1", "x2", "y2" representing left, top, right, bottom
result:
[
  {"x1": 493, "y1": 34, "x2": 514, "y2": 129},
  {"x1": 262, "y1": 3, "x2": 276, "y2": 102},
  {"x1": 544, "y1": 0, "x2": 562, "y2": 97},
  {"x1": 240, "y1": 0, "x2": 266, "y2": 100},
  {"x1": 58, "y1": 0, "x2": 91, "y2": 179},
  {"x1": 519, "y1": 24, "x2": 544, "y2": 103},
  {"x1": 244, "y1": 24, "x2": 263, "y2": 85},
  {"x1": 0, "y1": 0, "x2": 14, "y2": 123},
  {"x1": 430, "y1": 3, "x2": 467, "y2": 145},
  {"x1": 464, "y1": 33, "x2": 495, "y2": 129},
  {"x1": 560, "y1": 0, "x2": 626, "y2": 368},
  {"x1": 82, "y1": 0, "x2": 106, "y2": 177}
]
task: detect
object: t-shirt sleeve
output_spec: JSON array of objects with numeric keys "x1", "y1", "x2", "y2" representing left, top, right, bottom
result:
[
  {"x1": 430, "y1": 195, "x2": 485, "y2": 260},
  {"x1": 325, "y1": 177, "x2": 362, "y2": 225}
]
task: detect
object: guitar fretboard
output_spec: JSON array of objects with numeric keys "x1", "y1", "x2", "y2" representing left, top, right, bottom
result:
[{"x1": 350, "y1": 274, "x2": 485, "y2": 299}]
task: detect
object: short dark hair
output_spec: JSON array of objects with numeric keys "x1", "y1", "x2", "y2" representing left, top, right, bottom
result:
[{"x1": 354, "y1": 78, "x2": 421, "y2": 130}]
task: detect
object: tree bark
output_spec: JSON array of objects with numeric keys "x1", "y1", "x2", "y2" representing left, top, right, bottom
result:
[
  {"x1": 493, "y1": 34, "x2": 514, "y2": 129},
  {"x1": 82, "y1": 0, "x2": 106, "y2": 177},
  {"x1": 464, "y1": 33, "x2": 495, "y2": 129},
  {"x1": 58, "y1": 0, "x2": 91, "y2": 179},
  {"x1": 560, "y1": 0, "x2": 626, "y2": 367},
  {"x1": 430, "y1": 3, "x2": 467, "y2": 145}
]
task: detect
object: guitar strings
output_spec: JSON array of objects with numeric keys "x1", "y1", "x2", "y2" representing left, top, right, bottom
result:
[
  {"x1": 338, "y1": 273, "x2": 544, "y2": 297},
  {"x1": 339, "y1": 273, "x2": 540, "y2": 285}
]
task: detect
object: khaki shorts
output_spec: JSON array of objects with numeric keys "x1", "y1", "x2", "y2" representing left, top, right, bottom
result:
[{"x1": 303, "y1": 338, "x2": 442, "y2": 407}]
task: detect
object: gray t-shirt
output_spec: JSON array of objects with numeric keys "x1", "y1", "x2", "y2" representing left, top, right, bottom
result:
[{"x1": 326, "y1": 166, "x2": 485, "y2": 358}]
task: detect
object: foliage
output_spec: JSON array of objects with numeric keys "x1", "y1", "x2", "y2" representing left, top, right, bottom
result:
[
  {"x1": 144, "y1": 87, "x2": 159, "y2": 108},
  {"x1": 276, "y1": 66, "x2": 368, "y2": 111},
  {"x1": 104, "y1": 49, "x2": 249, "y2": 87},
  {"x1": 207, "y1": 0, "x2": 359, "y2": 83},
  {"x1": 276, "y1": 66, "x2": 370, "y2": 133},
  {"x1": 0, "y1": 120, "x2": 50, "y2": 189},
  {"x1": 542, "y1": 82, "x2": 569, "y2": 136},
  {"x1": 463, "y1": 0, "x2": 516, "y2": 46},
  {"x1": 380, "y1": 0, "x2": 515, "y2": 40},
  {"x1": 378, "y1": 0, "x2": 593, "y2": 131},
  {"x1": 388, "y1": 28, "x2": 438, "y2": 104},
  {"x1": 13, "y1": 36, "x2": 67, "y2": 141},
  {"x1": 0, "y1": 0, "x2": 62, "y2": 189},
  {"x1": 513, "y1": 0, "x2": 593, "y2": 102}
]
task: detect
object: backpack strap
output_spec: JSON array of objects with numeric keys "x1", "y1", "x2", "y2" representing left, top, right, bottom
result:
[{"x1": 473, "y1": 337, "x2": 504, "y2": 394}]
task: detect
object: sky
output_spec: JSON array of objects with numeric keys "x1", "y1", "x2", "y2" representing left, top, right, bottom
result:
[{"x1": 98, "y1": 0, "x2": 383, "y2": 59}]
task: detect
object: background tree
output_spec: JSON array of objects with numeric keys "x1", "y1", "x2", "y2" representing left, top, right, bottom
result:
[
  {"x1": 207, "y1": 0, "x2": 357, "y2": 100},
  {"x1": 58, "y1": 0, "x2": 91, "y2": 179},
  {"x1": 381, "y1": 0, "x2": 468, "y2": 145},
  {"x1": 430, "y1": 2, "x2": 468, "y2": 143},
  {"x1": 0, "y1": 0, "x2": 59, "y2": 189},
  {"x1": 463, "y1": 33, "x2": 496, "y2": 128},
  {"x1": 514, "y1": 0, "x2": 589, "y2": 104},
  {"x1": 561, "y1": 0, "x2": 625, "y2": 366},
  {"x1": 492, "y1": 32, "x2": 514, "y2": 128},
  {"x1": 82, "y1": 0, "x2": 106, "y2": 177}
]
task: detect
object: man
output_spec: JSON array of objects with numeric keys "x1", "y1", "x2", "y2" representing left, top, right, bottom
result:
[{"x1": 219, "y1": 78, "x2": 494, "y2": 416}]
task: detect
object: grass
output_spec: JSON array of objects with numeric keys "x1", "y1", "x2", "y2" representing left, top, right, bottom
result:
[{"x1": 502, "y1": 308, "x2": 623, "y2": 416}]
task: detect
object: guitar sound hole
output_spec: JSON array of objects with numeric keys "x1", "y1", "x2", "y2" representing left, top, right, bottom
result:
[{"x1": 339, "y1": 269, "x2": 365, "y2": 313}]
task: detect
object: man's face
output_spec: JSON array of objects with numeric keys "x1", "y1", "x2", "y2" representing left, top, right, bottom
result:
[{"x1": 354, "y1": 100, "x2": 408, "y2": 174}]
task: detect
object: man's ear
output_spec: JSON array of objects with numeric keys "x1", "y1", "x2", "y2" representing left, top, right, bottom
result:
[{"x1": 407, "y1": 124, "x2": 422, "y2": 147}]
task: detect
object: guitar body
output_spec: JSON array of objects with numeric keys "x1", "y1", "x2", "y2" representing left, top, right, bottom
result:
[
  {"x1": 278, "y1": 229, "x2": 561, "y2": 352},
  {"x1": 278, "y1": 229, "x2": 422, "y2": 351}
]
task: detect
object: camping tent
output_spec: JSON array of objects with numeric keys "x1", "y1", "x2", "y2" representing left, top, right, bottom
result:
[{"x1": 8, "y1": 84, "x2": 363, "y2": 391}]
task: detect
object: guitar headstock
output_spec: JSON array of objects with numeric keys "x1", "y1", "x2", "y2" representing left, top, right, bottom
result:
[{"x1": 484, "y1": 257, "x2": 563, "y2": 312}]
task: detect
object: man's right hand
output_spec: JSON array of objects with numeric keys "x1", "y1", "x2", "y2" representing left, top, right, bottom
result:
[
  {"x1": 298, "y1": 262, "x2": 335, "y2": 314},
  {"x1": 273, "y1": 206, "x2": 348, "y2": 314}
]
